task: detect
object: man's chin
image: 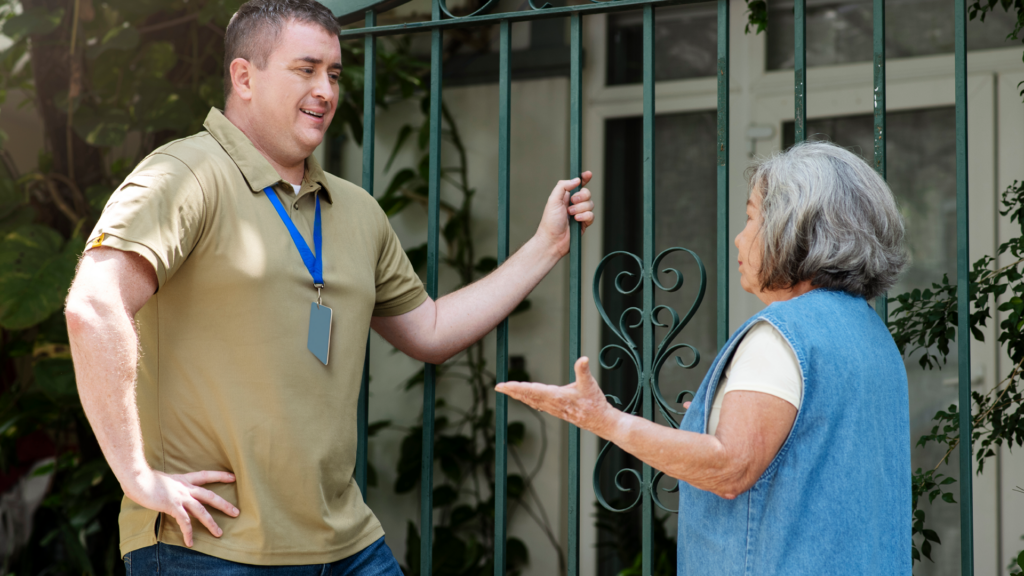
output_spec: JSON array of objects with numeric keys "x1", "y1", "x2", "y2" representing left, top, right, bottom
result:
[{"x1": 295, "y1": 129, "x2": 327, "y2": 157}]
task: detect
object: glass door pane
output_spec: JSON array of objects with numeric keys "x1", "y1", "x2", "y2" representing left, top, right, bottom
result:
[{"x1": 783, "y1": 107, "x2": 962, "y2": 576}]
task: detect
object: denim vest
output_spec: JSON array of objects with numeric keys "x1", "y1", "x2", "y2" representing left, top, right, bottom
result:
[{"x1": 676, "y1": 289, "x2": 911, "y2": 575}]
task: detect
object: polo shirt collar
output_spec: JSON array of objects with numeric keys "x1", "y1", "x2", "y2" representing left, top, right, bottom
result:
[{"x1": 203, "y1": 108, "x2": 334, "y2": 204}]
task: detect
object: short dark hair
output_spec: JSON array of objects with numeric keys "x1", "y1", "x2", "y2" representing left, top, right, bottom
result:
[{"x1": 223, "y1": 0, "x2": 341, "y2": 99}]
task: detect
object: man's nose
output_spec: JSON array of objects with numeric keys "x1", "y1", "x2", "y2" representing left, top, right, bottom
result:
[{"x1": 311, "y1": 72, "x2": 334, "y2": 101}]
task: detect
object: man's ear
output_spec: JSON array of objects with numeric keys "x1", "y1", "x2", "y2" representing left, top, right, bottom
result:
[{"x1": 230, "y1": 58, "x2": 255, "y2": 102}]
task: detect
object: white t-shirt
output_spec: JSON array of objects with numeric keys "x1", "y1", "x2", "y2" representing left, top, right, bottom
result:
[
  {"x1": 291, "y1": 183, "x2": 302, "y2": 195},
  {"x1": 707, "y1": 321, "x2": 803, "y2": 435}
]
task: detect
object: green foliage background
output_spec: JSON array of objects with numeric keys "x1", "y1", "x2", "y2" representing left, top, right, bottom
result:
[
  {"x1": 0, "y1": 0, "x2": 429, "y2": 572},
  {"x1": 0, "y1": 0, "x2": 556, "y2": 573}
]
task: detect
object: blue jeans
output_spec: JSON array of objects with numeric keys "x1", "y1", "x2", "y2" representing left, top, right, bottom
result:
[{"x1": 123, "y1": 537, "x2": 403, "y2": 575}]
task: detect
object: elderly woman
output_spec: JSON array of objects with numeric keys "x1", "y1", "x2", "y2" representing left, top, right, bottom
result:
[{"x1": 496, "y1": 141, "x2": 911, "y2": 575}]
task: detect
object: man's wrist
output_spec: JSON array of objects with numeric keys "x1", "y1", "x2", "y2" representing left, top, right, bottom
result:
[
  {"x1": 117, "y1": 461, "x2": 155, "y2": 497},
  {"x1": 526, "y1": 233, "x2": 564, "y2": 265}
]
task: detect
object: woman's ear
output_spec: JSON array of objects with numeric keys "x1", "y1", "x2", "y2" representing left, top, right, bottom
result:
[{"x1": 229, "y1": 58, "x2": 255, "y2": 102}]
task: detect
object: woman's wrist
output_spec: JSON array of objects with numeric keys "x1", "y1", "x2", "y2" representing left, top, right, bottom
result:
[{"x1": 594, "y1": 403, "x2": 630, "y2": 444}]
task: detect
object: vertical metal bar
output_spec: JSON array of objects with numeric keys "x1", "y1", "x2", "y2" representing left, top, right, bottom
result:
[
  {"x1": 954, "y1": 0, "x2": 974, "y2": 571},
  {"x1": 422, "y1": 2, "x2": 443, "y2": 573},
  {"x1": 568, "y1": 12, "x2": 583, "y2": 576},
  {"x1": 716, "y1": 0, "x2": 729, "y2": 350},
  {"x1": 794, "y1": 0, "x2": 807, "y2": 143},
  {"x1": 641, "y1": 6, "x2": 655, "y2": 576},
  {"x1": 872, "y1": 0, "x2": 888, "y2": 323},
  {"x1": 494, "y1": 18, "x2": 512, "y2": 576},
  {"x1": 356, "y1": 8, "x2": 377, "y2": 501}
]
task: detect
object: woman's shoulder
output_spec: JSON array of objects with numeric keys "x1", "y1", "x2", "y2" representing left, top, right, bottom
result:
[{"x1": 735, "y1": 321, "x2": 796, "y2": 364}]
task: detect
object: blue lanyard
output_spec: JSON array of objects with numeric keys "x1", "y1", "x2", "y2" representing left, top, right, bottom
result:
[{"x1": 263, "y1": 186, "x2": 323, "y2": 287}]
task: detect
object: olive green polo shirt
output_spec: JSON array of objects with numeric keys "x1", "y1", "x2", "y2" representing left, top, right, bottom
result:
[{"x1": 86, "y1": 108, "x2": 427, "y2": 564}]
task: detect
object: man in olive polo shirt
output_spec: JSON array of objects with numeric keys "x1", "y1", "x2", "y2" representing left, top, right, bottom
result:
[{"x1": 64, "y1": 0, "x2": 594, "y2": 572}]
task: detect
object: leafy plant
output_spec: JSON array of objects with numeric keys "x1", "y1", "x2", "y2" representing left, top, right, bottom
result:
[
  {"x1": 364, "y1": 87, "x2": 559, "y2": 575},
  {"x1": 0, "y1": 1, "x2": 424, "y2": 573},
  {"x1": 886, "y1": 180, "x2": 1024, "y2": 566},
  {"x1": 594, "y1": 501, "x2": 676, "y2": 576}
]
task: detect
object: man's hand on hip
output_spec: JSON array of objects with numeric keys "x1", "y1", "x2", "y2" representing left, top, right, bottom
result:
[
  {"x1": 126, "y1": 469, "x2": 240, "y2": 547},
  {"x1": 535, "y1": 171, "x2": 595, "y2": 257}
]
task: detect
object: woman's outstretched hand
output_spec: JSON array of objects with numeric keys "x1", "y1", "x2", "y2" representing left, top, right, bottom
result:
[{"x1": 496, "y1": 357, "x2": 621, "y2": 440}]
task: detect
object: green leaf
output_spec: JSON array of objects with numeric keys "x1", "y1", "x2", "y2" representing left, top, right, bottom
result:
[
  {"x1": 1, "y1": 7, "x2": 65, "y2": 41},
  {"x1": 86, "y1": 25, "x2": 140, "y2": 60},
  {"x1": 475, "y1": 256, "x2": 498, "y2": 274},
  {"x1": 923, "y1": 529, "x2": 941, "y2": 543},
  {"x1": 0, "y1": 205, "x2": 35, "y2": 237},
  {"x1": 404, "y1": 243, "x2": 428, "y2": 273},
  {"x1": 432, "y1": 484, "x2": 458, "y2": 508},
  {"x1": 59, "y1": 522, "x2": 94, "y2": 573},
  {"x1": 507, "y1": 474, "x2": 525, "y2": 499},
  {"x1": 449, "y1": 504, "x2": 475, "y2": 526},
  {"x1": 33, "y1": 358, "x2": 77, "y2": 401},
  {"x1": 507, "y1": 537, "x2": 529, "y2": 569},
  {"x1": 941, "y1": 492, "x2": 957, "y2": 504},
  {"x1": 404, "y1": 521, "x2": 420, "y2": 576},
  {"x1": 1017, "y1": 549, "x2": 1024, "y2": 570},
  {"x1": 511, "y1": 299, "x2": 532, "y2": 316},
  {"x1": 384, "y1": 125, "x2": 414, "y2": 172},
  {"x1": 367, "y1": 419, "x2": 391, "y2": 436},
  {"x1": 137, "y1": 41, "x2": 178, "y2": 78},
  {"x1": 0, "y1": 225, "x2": 80, "y2": 329},
  {"x1": 922, "y1": 539, "x2": 933, "y2": 561},
  {"x1": 507, "y1": 421, "x2": 525, "y2": 446},
  {"x1": 73, "y1": 104, "x2": 130, "y2": 147}
]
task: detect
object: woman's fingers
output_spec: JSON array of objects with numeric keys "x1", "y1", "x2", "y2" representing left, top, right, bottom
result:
[
  {"x1": 190, "y1": 485, "x2": 240, "y2": 517},
  {"x1": 496, "y1": 381, "x2": 560, "y2": 413}
]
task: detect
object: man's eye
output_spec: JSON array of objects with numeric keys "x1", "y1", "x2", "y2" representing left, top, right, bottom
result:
[{"x1": 301, "y1": 68, "x2": 314, "y2": 74}]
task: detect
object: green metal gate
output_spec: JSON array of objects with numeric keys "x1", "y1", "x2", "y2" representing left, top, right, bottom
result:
[{"x1": 332, "y1": 0, "x2": 977, "y2": 574}]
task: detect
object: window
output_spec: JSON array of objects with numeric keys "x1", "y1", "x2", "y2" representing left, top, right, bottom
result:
[
  {"x1": 607, "y1": 4, "x2": 718, "y2": 85},
  {"x1": 783, "y1": 108, "x2": 964, "y2": 574},
  {"x1": 767, "y1": 0, "x2": 1021, "y2": 70}
]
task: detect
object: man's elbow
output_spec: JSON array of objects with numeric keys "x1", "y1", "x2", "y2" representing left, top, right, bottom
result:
[
  {"x1": 411, "y1": 348, "x2": 452, "y2": 366},
  {"x1": 64, "y1": 289, "x2": 109, "y2": 336}
]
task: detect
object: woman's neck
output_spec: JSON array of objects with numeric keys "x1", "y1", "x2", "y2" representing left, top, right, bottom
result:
[{"x1": 756, "y1": 280, "x2": 817, "y2": 306}]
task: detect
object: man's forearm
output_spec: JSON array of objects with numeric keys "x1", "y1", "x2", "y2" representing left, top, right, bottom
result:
[
  {"x1": 66, "y1": 297, "x2": 149, "y2": 491},
  {"x1": 375, "y1": 234, "x2": 563, "y2": 364},
  {"x1": 432, "y1": 234, "x2": 561, "y2": 358}
]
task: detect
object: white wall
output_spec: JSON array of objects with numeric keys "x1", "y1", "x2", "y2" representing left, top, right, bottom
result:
[{"x1": 340, "y1": 78, "x2": 573, "y2": 576}]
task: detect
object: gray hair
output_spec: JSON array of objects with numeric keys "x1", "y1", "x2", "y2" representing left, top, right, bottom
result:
[{"x1": 746, "y1": 140, "x2": 908, "y2": 300}]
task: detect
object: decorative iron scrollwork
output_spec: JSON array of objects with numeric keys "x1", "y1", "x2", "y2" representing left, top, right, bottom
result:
[{"x1": 592, "y1": 247, "x2": 706, "y2": 514}]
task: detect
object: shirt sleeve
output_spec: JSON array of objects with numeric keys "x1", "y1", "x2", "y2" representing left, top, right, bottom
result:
[
  {"x1": 372, "y1": 211, "x2": 428, "y2": 317},
  {"x1": 721, "y1": 321, "x2": 804, "y2": 409},
  {"x1": 85, "y1": 154, "x2": 206, "y2": 288}
]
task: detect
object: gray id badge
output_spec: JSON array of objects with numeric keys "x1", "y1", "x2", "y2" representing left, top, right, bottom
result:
[{"x1": 308, "y1": 303, "x2": 332, "y2": 365}]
